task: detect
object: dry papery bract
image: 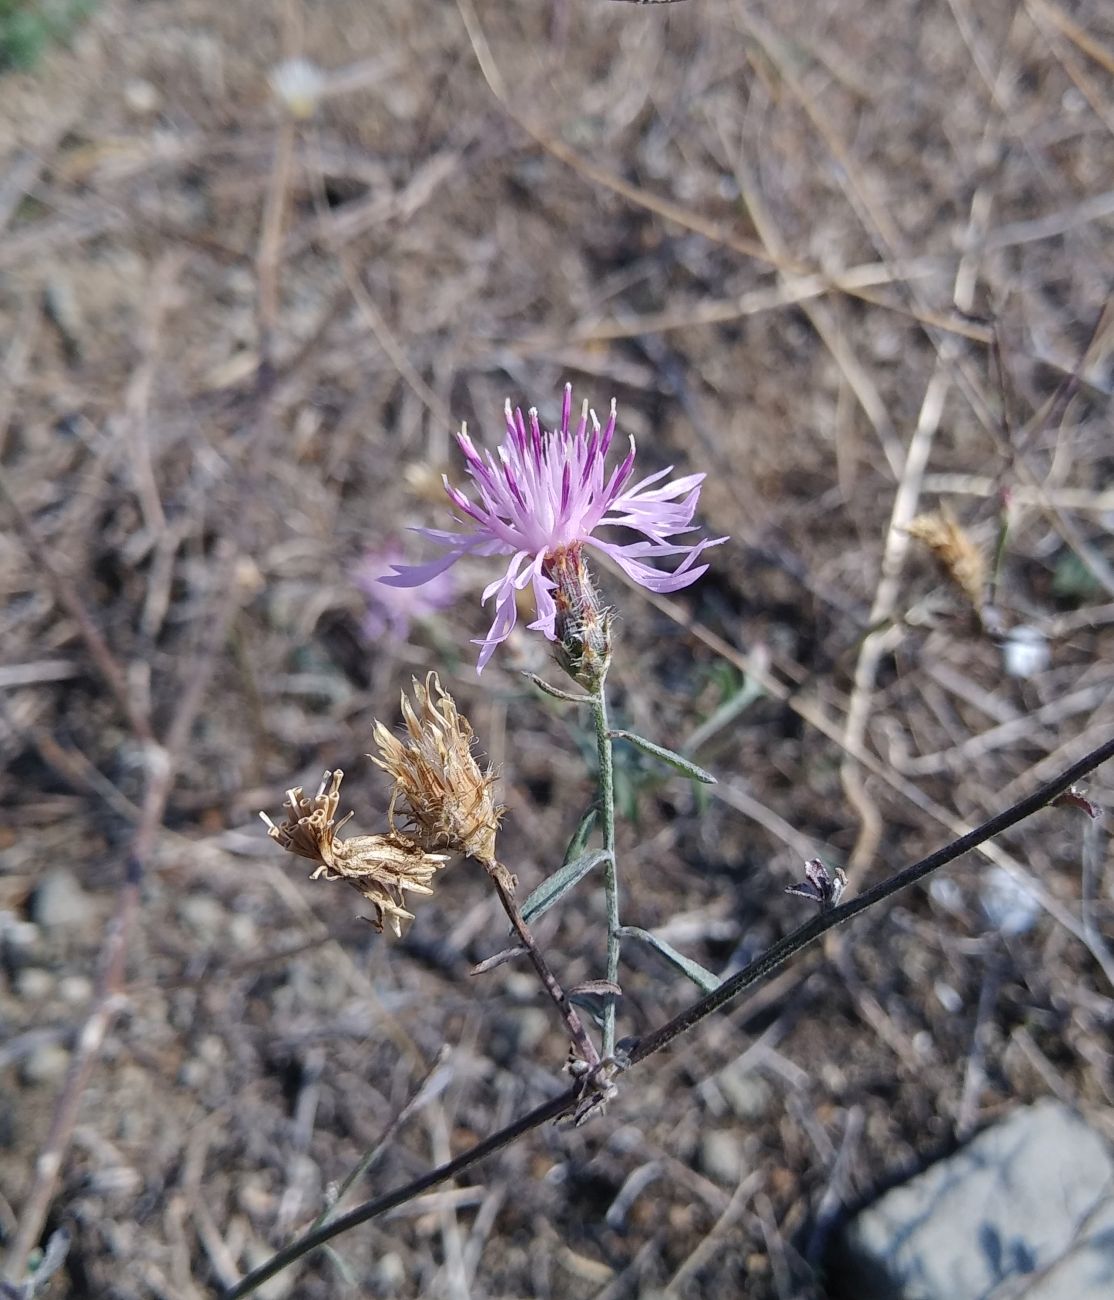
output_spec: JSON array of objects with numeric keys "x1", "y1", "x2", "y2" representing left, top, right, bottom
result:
[
  {"x1": 260, "y1": 769, "x2": 448, "y2": 937},
  {"x1": 372, "y1": 672, "x2": 504, "y2": 867},
  {"x1": 906, "y1": 505, "x2": 987, "y2": 613}
]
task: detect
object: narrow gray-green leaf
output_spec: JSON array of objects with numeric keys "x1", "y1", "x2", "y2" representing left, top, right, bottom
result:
[
  {"x1": 568, "y1": 984, "x2": 619, "y2": 1022},
  {"x1": 683, "y1": 673, "x2": 766, "y2": 752},
  {"x1": 471, "y1": 946, "x2": 528, "y2": 975},
  {"x1": 568, "y1": 979, "x2": 622, "y2": 999},
  {"x1": 618, "y1": 926, "x2": 721, "y2": 994},
  {"x1": 522, "y1": 672, "x2": 592, "y2": 704},
  {"x1": 562, "y1": 805, "x2": 598, "y2": 865},
  {"x1": 521, "y1": 848, "x2": 611, "y2": 924},
  {"x1": 608, "y1": 730, "x2": 717, "y2": 784}
]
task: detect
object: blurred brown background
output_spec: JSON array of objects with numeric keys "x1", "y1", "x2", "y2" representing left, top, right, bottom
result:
[{"x1": 1, "y1": 0, "x2": 1112, "y2": 1295}]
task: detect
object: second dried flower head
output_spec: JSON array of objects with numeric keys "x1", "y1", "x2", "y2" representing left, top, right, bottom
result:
[{"x1": 372, "y1": 673, "x2": 503, "y2": 867}]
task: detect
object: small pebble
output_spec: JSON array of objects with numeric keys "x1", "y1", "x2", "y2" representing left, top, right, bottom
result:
[
  {"x1": 58, "y1": 974, "x2": 93, "y2": 1005},
  {"x1": 0, "y1": 910, "x2": 39, "y2": 950},
  {"x1": 928, "y1": 877, "x2": 965, "y2": 916},
  {"x1": 31, "y1": 870, "x2": 90, "y2": 930},
  {"x1": 124, "y1": 79, "x2": 161, "y2": 115},
  {"x1": 198, "y1": 1034, "x2": 225, "y2": 1066},
  {"x1": 507, "y1": 1007, "x2": 550, "y2": 1055},
  {"x1": 913, "y1": 1030, "x2": 936, "y2": 1060},
  {"x1": 716, "y1": 1068, "x2": 773, "y2": 1121},
  {"x1": 700, "y1": 1130, "x2": 745, "y2": 1185},
  {"x1": 269, "y1": 57, "x2": 326, "y2": 120},
  {"x1": 375, "y1": 1252, "x2": 406, "y2": 1293},
  {"x1": 179, "y1": 1058, "x2": 208, "y2": 1090},
  {"x1": 16, "y1": 968, "x2": 54, "y2": 1000},
  {"x1": 21, "y1": 1043, "x2": 71, "y2": 1086},
  {"x1": 1002, "y1": 625, "x2": 1049, "y2": 680},
  {"x1": 934, "y1": 980, "x2": 963, "y2": 1014},
  {"x1": 180, "y1": 894, "x2": 225, "y2": 938},
  {"x1": 228, "y1": 913, "x2": 258, "y2": 949},
  {"x1": 981, "y1": 867, "x2": 1040, "y2": 936}
]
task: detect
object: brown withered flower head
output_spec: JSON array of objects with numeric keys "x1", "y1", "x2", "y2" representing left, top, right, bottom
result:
[
  {"x1": 372, "y1": 673, "x2": 503, "y2": 866},
  {"x1": 906, "y1": 505, "x2": 987, "y2": 614},
  {"x1": 260, "y1": 769, "x2": 448, "y2": 937}
]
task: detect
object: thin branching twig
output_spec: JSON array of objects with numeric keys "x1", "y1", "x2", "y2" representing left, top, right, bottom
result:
[
  {"x1": 221, "y1": 733, "x2": 1114, "y2": 1299},
  {"x1": 481, "y1": 862, "x2": 602, "y2": 1070}
]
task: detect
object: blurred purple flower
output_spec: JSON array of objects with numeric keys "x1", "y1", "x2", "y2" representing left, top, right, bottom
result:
[
  {"x1": 381, "y1": 384, "x2": 725, "y2": 671},
  {"x1": 352, "y1": 544, "x2": 456, "y2": 643}
]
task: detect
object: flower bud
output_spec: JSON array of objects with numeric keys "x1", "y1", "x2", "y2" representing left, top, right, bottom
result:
[{"x1": 544, "y1": 543, "x2": 612, "y2": 691}]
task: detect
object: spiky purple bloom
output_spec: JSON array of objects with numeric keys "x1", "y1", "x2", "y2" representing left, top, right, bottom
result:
[{"x1": 381, "y1": 384, "x2": 726, "y2": 672}]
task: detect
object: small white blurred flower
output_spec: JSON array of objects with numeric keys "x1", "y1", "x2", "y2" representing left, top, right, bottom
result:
[
  {"x1": 270, "y1": 58, "x2": 327, "y2": 120},
  {"x1": 1002, "y1": 625, "x2": 1049, "y2": 680},
  {"x1": 981, "y1": 866, "x2": 1040, "y2": 936}
]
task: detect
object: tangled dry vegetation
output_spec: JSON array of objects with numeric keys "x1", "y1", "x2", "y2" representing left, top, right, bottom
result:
[{"x1": 1, "y1": 0, "x2": 1112, "y2": 1296}]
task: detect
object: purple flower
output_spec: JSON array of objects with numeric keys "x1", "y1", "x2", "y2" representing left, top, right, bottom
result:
[
  {"x1": 381, "y1": 384, "x2": 725, "y2": 671},
  {"x1": 353, "y1": 544, "x2": 456, "y2": 643}
]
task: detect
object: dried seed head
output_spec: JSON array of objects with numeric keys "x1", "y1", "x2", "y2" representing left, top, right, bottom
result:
[
  {"x1": 260, "y1": 769, "x2": 449, "y2": 937},
  {"x1": 311, "y1": 830, "x2": 449, "y2": 938},
  {"x1": 260, "y1": 769, "x2": 353, "y2": 869},
  {"x1": 785, "y1": 857, "x2": 847, "y2": 913},
  {"x1": 906, "y1": 506, "x2": 986, "y2": 613},
  {"x1": 372, "y1": 673, "x2": 503, "y2": 865}
]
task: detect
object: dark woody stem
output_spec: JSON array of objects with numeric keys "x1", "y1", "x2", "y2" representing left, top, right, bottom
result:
[
  {"x1": 626, "y1": 735, "x2": 1114, "y2": 1063},
  {"x1": 220, "y1": 737, "x2": 1114, "y2": 1300},
  {"x1": 480, "y1": 858, "x2": 602, "y2": 1070}
]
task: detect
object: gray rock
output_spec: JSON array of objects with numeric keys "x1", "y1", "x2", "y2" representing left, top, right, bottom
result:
[
  {"x1": 58, "y1": 974, "x2": 93, "y2": 1005},
  {"x1": 31, "y1": 869, "x2": 91, "y2": 930},
  {"x1": 836, "y1": 1099, "x2": 1114, "y2": 1299},
  {"x1": 507, "y1": 1006, "x2": 551, "y2": 1055},
  {"x1": 0, "y1": 909, "x2": 39, "y2": 950}
]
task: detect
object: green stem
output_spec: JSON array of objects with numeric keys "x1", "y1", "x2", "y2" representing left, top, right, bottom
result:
[{"x1": 591, "y1": 681, "x2": 620, "y2": 1056}]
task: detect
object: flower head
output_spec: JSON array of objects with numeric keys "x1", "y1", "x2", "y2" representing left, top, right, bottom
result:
[
  {"x1": 380, "y1": 384, "x2": 725, "y2": 671},
  {"x1": 906, "y1": 506, "x2": 986, "y2": 612},
  {"x1": 352, "y1": 543, "x2": 456, "y2": 644},
  {"x1": 260, "y1": 769, "x2": 449, "y2": 936},
  {"x1": 372, "y1": 673, "x2": 503, "y2": 865}
]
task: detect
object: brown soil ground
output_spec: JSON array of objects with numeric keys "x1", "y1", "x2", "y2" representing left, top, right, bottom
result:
[{"x1": 1, "y1": 0, "x2": 1112, "y2": 1296}]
